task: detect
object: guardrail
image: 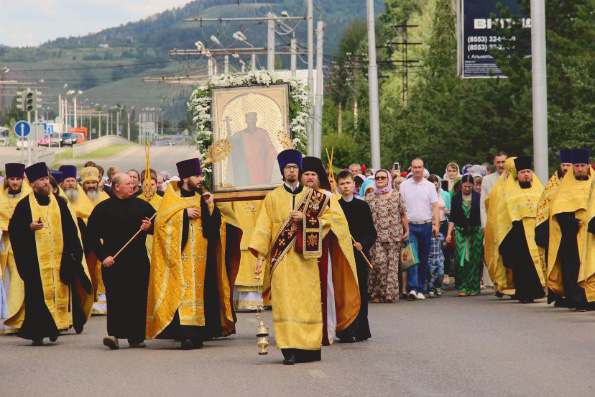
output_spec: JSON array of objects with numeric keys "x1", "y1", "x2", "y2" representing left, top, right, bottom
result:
[{"x1": 72, "y1": 135, "x2": 135, "y2": 157}]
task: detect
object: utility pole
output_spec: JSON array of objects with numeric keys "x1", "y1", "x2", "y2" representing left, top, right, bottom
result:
[
  {"x1": 366, "y1": 0, "x2": 381, "y2": 169},
  {"x1": 290, "y1": 36, "x2": 297, "y2": 77},
  {"x1": 224, "y1": 55, "x2": 230, "y2": 74},
  {"x1": 313, "y1": 21, "x2": 325, "y2": 157},
  {"x1": 307, "y1": 0, "x2": 314, "y2": 155},
  {"x1": 530, "y1": 0, "x2": 548, "y2": 182},
  {"x1": 267, "y1": 12, "x2": 276, "y2": 71},
  {"x1": 251, "y1": 54, "x2": 257, "y2": 71}
]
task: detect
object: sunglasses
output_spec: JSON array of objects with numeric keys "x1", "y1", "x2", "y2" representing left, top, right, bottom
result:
[{"x1": 375, "y1": 176, "x2": 388, "y2": 180}]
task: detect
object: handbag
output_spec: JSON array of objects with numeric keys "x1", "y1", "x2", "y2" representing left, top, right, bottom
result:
[{"x1": 400, "y1": 238, "x2": 419, "y2": 272}]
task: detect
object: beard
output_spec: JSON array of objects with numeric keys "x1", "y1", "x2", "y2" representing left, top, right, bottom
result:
[
  {"x1": 64, "y1": 187, "x2": 79, "y2": 202},
  {"x1": 34, "y1": 185, "x2": 51, "y2": 196},
  {"x1": 519, "y1": 181, "x2": 532, "y2": 189},
  {"x1": 85, "y1": 189, "x2": 99, "y2": 202},
  {"x1": 8, "y1": 188, "x2": 21, "y2": 195}
]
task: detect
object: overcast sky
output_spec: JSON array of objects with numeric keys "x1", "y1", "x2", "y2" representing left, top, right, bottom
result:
[{"x1": 0, "y1": 0, "x2": 192, "y2": 47}]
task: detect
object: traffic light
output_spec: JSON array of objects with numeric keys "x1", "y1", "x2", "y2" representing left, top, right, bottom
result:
[
  {"x1": 33, "y1": 90, "x2": 42, "y2": 109},
  {"x1": 24, "y1": 90, "x2": 34, "y2": 112}
]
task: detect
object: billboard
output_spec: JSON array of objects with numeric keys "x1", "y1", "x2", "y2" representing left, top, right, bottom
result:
[{"x1": 457, "y1": 0, "x2": 531, "y2": 78}]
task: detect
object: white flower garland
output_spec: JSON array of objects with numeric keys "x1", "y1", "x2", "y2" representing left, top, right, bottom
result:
[{"x1": 187, "y1": 70, "x2": 311, "y2": 173}]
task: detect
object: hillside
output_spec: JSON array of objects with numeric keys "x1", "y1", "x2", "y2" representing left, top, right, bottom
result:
[{"x1": 0, "y1": 0, "x2": 384, "y2": 125}]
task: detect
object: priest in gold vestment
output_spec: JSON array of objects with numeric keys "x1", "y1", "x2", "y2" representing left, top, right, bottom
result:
[
  {"x1": 0, "y1": 163, "x2": 31, "y2": 333},
  {"x1": 146, "y1": 158, "x2": 235, "y2": 350},
  {"x1": 547, "y1": 149, "x2": 595, "y2": 311},
  {"x1": 8, "y1": 162, "x2": 92, "y2": 345},
  {"x1": 250, "y1": 150, "x2": 360, "y2": 365}
]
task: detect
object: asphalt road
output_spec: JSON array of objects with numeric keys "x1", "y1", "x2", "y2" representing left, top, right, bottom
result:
[{"x1": 2, "y1": 287, "x2": 595, "y2": 396}]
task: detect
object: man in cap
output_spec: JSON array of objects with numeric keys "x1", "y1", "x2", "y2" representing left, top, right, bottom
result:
[
  {"x1": 250, "y1": 150, "x2": 360, "y2": 364},
  {"x1": 547, "y1": 149, "x2": 595, "y2": 311},
  {"x1": 80, "y1": 166, "x2": 110, "y2": 205},
  {"x1": 0, "y1": 163, "x2": 30, "y2": 332},
  {"x1": 86, "y1": 172, "x2": 156, "y2": 349},
  {"x1": 8, "y1": 162, "x2": 92, "y2": 345},
  {"x1": 498, "y1": 156, "x2": 546, "y2": 303},
  {"x1": 535, "y1": 149, "x2": 573, "y2": 306},
  {"x1": 146, "y1": 158, "x2": 234, "y2": 350},
  {"x1": 300, "y1": 156, "x2": 359, "y2": 345}
]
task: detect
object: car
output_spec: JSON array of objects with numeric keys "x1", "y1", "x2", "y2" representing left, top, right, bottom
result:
[
  {"x1": 60, "y1": 132, "x2": 78, "y2": 147},
  {"x1": 38, "y1": 135, "x2": 51, "y2": 147},
  {"x1": 165, "y1": 141, "x2": 176, "y2": 146},
  {"x1": 16, "y1": 139, "x2": 29, "y2": 150}
]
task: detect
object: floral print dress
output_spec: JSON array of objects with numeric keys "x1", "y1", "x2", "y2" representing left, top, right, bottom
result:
[{"x1": 366, "y1": 191, "x2": 406, "y2": 301}]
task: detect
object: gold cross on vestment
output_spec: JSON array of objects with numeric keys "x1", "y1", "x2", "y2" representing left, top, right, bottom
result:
[
  {"x1": 245, "y1": 203, "x2": 256, "y2": 213},
  {"x1": 182, "y1": 253, "x2": 189, "y2": 261},
  {"x1": 197, "y1": 253, "x2": 204, "y2": 261}
]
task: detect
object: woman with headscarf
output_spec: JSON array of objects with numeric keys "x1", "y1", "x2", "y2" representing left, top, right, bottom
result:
[
  {"x1": 443, "y1": 162, "x2": 461, "y2": 192},
  {"x1": 446, "y1": 174, "x2": 483, "y2": 296},
  {"x1": 366, "y1": 169, "x2": 409, "y2": 302}
]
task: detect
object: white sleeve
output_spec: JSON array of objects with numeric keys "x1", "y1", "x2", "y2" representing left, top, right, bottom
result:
[{"x1": 480, "y1": 179, "x2": 489, "y2": 228}]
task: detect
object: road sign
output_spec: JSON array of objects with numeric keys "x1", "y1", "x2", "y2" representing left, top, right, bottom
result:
[
  {"x1": 46, "y1": 124, "x2": 54, "y2": 134},
  {"x1": 14, "y1": 120, "x2": 31, "y2": 137}
]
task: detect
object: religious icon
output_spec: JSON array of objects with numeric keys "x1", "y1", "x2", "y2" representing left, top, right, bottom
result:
[{"x1": 211, "y1": 84, "x2": 291, "y2": 194}]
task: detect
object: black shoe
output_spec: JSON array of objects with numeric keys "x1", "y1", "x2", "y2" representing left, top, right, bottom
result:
[
  {"x1": 32, "y1": 339, "x2": 43, "y2": 346},
  {"x1": 191, "y1": 339, "x2": 203, "y2": 349},
  {"x1": 103, "y1": 336, "x2": 119, "y2": 350},
  {"x1": 49, "y1": 333, "x2": 58, "y2": 342},
  {"x1": 495, "y1": 292, "x2": 504, "y2": 298},
  {"x1": 283, "y1": 354, "x2": 295, "y2": 365},
  {"x1": 181, "y1": 339, "x2": 193, "y2": 350},
  {"x1": 74, "y1": 323, "x2": 84, "y2": 335},
  {"x1": 338, "y1": 336, "x2": 356, "y2": 343}
]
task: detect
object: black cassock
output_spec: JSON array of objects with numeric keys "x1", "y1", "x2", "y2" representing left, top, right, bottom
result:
[
  {"x1": 499, "y1": 220, "x2": 545, "y2": 301},
  {"x1": 87, "y1": 196, "x2": 155, "y2": 343},
  {"x1": 556, "y1": 212, "x2": 589, "y2": 310},
  {"x1": 337, "y1": 197, "x2": 377, "y2": 341},
  {"x1": 8, "y1": 192, "x2": 90, "y2": 341}
]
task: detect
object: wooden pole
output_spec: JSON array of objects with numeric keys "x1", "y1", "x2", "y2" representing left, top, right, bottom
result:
[
  {"x1": 351, "y1": 235, "x2": 373, "y2": 269},
  {"x1": 113, "y1": 212, "x2": 157, "y2": 259}
]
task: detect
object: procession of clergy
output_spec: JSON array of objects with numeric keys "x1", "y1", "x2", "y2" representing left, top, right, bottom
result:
[
  {"x1": 2, "y1": 146, "x2": 595, "y2": 365},
  {"x1": 0, "y1": 149, "x2": 370, "y2": 365}
]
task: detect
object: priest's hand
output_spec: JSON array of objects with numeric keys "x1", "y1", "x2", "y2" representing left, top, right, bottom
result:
[
  {"x1": 103, "y1": 256, "x2": 115, "y2": 267},
  {"x1": 203, "y1": 192, "x2": 214, "y2": 205},
  {"x1": 187, "y1": 208, "x2": 200, "y2": 220},
  {"x1": 291, "y1": 210, "x2": 303, "y2": 223},
  {"x1": 353, "y1": 241, "x2": 363, "y2": 251},
  {"x1": 254, "y1": 259, "x2": 264, "y2": 275},
  {"x1": 30, "y1": 220, "x2": 44, "y2": 231},
  {"x1": 140, "y1": 217, "x2": 152, "y2": 231}
]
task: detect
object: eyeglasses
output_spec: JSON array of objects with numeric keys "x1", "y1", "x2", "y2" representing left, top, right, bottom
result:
[
  {"x1": 284, "y1": 165, "x2": 299, "y2": 170},
  {"x1": 375, "y1": 176, "x2": 388, "y2": 180}
]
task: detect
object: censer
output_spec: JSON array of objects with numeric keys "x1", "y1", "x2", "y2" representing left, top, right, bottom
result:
[{"x1": 255, "y1": 274, "x2": 270, "y2": 355}]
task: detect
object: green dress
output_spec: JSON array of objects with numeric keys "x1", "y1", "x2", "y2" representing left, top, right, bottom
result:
[{"x1": 454, "y1": 198, "x2": 483, "y2": 295}]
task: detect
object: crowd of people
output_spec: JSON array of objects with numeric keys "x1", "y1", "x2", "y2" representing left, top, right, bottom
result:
[{"x1": 1, "y1": 146, "x2": 595, "y2": 365}]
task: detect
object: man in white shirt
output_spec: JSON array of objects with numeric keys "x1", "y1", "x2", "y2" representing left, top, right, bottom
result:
[
  {"x1": 480, "y1": 152, "x2": 507, "y2": 229},
  {"x1": 400, "y1": 159, "x2": 440, "y2": 300}
]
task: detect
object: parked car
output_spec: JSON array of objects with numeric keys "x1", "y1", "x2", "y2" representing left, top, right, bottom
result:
[{"x1": 60, "y1": 132, "x2": 78, "y2": 147}]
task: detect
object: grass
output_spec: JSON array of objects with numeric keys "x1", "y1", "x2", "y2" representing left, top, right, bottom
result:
[{"x1": 54, "y1": 144, "x2": 133, "y2": 161}]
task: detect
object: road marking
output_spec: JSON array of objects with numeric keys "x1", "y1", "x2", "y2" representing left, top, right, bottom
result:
[{"x1": 308, "y1": 369, "x2": 326, "y2": 378}]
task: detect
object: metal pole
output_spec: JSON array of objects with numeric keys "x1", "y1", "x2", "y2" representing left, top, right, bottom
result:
[
  {"x1": 290, "y1": 36, "x2": 297, "y2": 77},
  {"x1": 73, "y1": 97, "x2": 78, "y2": 128},
  {"x1": 313, "y1": 21, "x2": 325, "y2": 157},
  {"x1": 98, "y1": 112, "x2": 102, "y2": 138},
  {"x1": 366, "y1": 0, "x2": 381, "y2": 170},
  {"x1": 116, "y1": 109, "x2": 120, "y2": 136},
  {"x1": 26, "y1": 111, "x2": 31, "y2": 166},
  {"x1": 224, "y1": 55, "x2": 229, "y2": 74},
  {"x1": 251, "y1": 54, "x2": 257, "y2": 71},
  {"x1": 530, "y1": 0, "x2": 549, "y2": 183},
  {"x1": 307, "y1": 0, "x2": 314, "y2": 155},
  {"x1": 267, "y1": 12, "x2": 275, "y2": 71},
  {"x1": 127, "y1": 112, "x2": 131, "y2": 141},
  {"x1": 34, "y1": 109, "x2": 38, "y2": 163}
]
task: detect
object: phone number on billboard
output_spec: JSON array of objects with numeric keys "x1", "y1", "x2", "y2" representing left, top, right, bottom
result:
[
  {"x1": 467, "y1": 36, "x2": 516, "y2": 44},
  {"x1": 468, "y1": 44, "x2": 509, "y2": 51}
]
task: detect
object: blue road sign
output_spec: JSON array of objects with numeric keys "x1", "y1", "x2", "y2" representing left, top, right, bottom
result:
[
  {"x1": 14, "y1": 120, "x2": 31, "y2": 137},
  {"x1": 46, "y1": 124, "x2": 54, "y2": 134}
]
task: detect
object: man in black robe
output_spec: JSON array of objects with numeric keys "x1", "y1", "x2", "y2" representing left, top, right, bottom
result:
[
  {"x1": 498, "y1": 157, "x2": 545, "y2": 303},
  {"x1": 8, "y1": 162, "x2": 91, "y2": 345},
  {"x1": 87, "y1": 172, "x2": 155, "y2": 349},
  {"x1": 335, "y1": 170, "x2": 377, "y2": 342},
  {"x1": 551, "y1": 149, "x2": 593, "y2": 311}
]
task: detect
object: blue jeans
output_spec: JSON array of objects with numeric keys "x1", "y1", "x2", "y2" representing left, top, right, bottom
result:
[{"x1": 407, "y1": 222, "x2": 432, "y2": 293}]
